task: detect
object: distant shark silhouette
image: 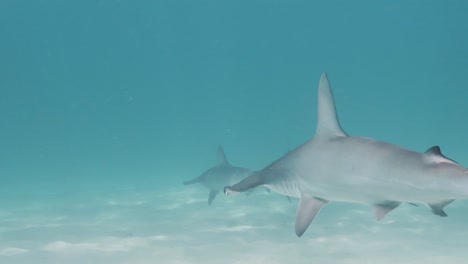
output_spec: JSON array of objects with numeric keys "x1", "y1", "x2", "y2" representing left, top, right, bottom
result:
[
  {"x1": 225, "y1": 73, "x2": 468, "y2": 237},
  {"x1": 184, "y1": 146, "x2": 255, "y2": 205}
]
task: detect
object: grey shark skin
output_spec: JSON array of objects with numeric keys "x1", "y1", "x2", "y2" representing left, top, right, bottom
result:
[
  {"x1": 184, "y1": 146, "x2": 254, "y2": 205},
  {"x1": 225, "y1": 73, "x2": 468, "y2": 237}
]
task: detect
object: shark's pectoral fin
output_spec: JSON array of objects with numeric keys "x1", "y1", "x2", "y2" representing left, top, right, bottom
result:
[
  {"x1": 295, "y1": 195, "x2": 327, "y2": 237},
  {"x1": 373, "y1": 201, "x2": 401, "y2": 221},
  {"x1": 428, "y1": 199, "x2": 455, "y2": 217},
  {"x1": 208, "y1": 190, "x2": 219, "y2": 205}
]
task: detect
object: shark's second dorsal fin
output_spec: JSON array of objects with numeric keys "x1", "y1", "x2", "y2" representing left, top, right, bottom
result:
[
  {"x1": 315, "y1": 73, "x2": 347, "y2": 138},
  {"x1": 217, "y1": 145, "x2": 230, "y2": 166},
  {"x1": 425, "y1": 146, "x2": 443, "y2": 156},
  {"x1": 424, "y1": 145, "x2": 458, "y2": 164}
]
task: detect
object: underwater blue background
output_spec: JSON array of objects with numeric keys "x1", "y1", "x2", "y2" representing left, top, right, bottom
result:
[{"x1": 1, "y1": 1, "x2": 467, "y2": 263}]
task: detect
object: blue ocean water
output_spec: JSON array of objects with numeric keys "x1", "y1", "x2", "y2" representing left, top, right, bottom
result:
[{"x1": 1, "y1": 1, "x2": 467, "y2": 263}]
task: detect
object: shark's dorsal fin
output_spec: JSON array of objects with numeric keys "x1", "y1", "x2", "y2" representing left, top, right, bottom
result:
[
  {"x1": 315, "y1": 73, "x2": 347, "y2": 138},
  {"x1": 217, "y1": 145, "x2": 230, "y2": 166}
]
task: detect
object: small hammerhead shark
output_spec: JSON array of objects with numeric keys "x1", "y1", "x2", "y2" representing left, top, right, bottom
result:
[
  {"x1": 184, "y1": 146, "x2": 255, "y2": 205},
  {"x1": 225, "y1": 73, "x2": 467, "y2": 237}
]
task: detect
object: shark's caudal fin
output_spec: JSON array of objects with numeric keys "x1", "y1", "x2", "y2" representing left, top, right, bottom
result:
[
  {"x1": 224, "y1": 172, "x2": 264, "y2": 195},
  {"x1": 217, "y1": 145, "x2": 231, "y2": 166},
  {"x1": 315, "y1": 73, "x2": 347, "y2": 138}
]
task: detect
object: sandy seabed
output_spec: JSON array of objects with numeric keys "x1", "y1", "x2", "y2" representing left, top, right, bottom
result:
[{"x1": 1, "y1": 185, "x2": 468, "y2": 264}]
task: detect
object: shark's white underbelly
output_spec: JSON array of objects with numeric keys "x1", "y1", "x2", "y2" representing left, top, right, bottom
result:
[{"x1": 301, "y1": 180, "x2": 426, "y2": 204}]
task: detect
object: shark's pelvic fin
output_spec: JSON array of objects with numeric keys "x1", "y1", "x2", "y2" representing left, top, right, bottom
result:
[
  {"x1": 208, "y1": 190, "x2": 219, "y2": 205},
  {"x1": 217, "y1": 145, "x2": 231, "y2": 166},
  {"x1": 315, "y1": 72, "x2": 347, "y2": 138},
  {"x1": 428, "y1": 199, "x2": 455, "y2": 217},
  {"x1": 373, "y1": 201, "x2": 401, "y2": 220},
  {"x1": 295, "y1": 195, "x2": 327, "y2": 237}
]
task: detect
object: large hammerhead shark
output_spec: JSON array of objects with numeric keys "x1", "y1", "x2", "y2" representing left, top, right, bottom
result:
[{"x1": 225, "y1": 73, "x2": 467, "y2": 237}]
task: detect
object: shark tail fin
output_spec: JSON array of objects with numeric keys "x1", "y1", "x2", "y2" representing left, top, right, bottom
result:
[
  {"x1": 183, "y1": 176, "x2": 201, "y2": 185},
  {"x1": 224, "y1": 172, "x2": 264, "y2": 195}
]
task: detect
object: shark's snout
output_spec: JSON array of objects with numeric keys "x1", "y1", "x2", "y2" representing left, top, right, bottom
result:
[{"x1": 224, "y1": 186, "x2": 237, "y2": 196}]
